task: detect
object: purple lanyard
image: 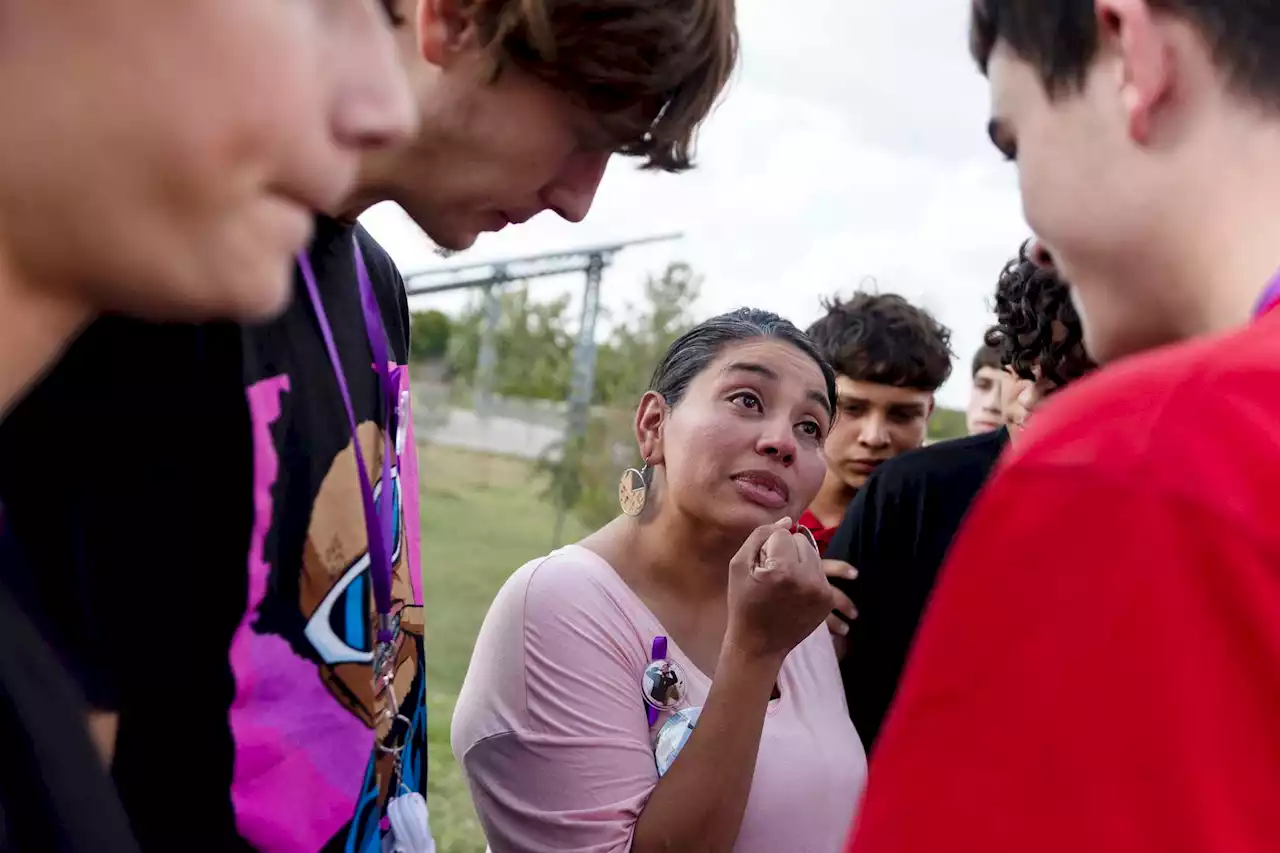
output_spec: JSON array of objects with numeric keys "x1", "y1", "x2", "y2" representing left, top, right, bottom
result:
[
  {"x1": 1254, "y1": 272, "x2": 1280, "y2": 321},
  {"x1": 296, "y1": 237, "x2": 399, "y2": 647},
  {"x1": 647, "y1": 636, "x2": 668, "y2": 727}
]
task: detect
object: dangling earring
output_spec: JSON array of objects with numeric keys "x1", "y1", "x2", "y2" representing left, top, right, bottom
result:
[{"x1": 618, "y1": 464, "x2": 649, "y2": 517}]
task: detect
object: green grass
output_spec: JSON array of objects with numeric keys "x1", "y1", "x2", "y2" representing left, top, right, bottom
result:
[{"x1": 421, "y1": 443, "x2": 586, "y2": 853}]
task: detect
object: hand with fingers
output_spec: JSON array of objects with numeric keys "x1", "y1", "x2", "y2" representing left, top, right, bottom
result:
[
  {"x1": 823, "y1": 560, "x2": 858, "y2": 659},
  {"x1": 726, "y1": 517, "x2": 834, "y2": 664}
]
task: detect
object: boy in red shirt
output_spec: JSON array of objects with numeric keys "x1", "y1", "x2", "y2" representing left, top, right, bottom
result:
[
  {"x1": 800, "y1": 293, "x2": 953, "y2": 553},
  {"x1": 849, "y1": 2, "x2": 1280, "y2": 851}
]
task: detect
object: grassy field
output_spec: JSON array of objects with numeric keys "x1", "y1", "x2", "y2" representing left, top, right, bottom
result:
[{"x1": 421, "y1": 442, "x2": 586, "y2": 853}]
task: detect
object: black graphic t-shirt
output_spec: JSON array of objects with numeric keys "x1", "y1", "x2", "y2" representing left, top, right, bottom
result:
[
  {"x1": 0, "y1": 218, "x2": 425, "y2": 853},
  {"x1": 0, "y1": 519, "x2": 141, "y2": 853}
]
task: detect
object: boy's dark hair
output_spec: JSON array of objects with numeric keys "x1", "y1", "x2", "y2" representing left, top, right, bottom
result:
[
  {"x1": 970, "y1": 1, "x2": 1280, "y2": 108},
  {"x1": 472, "y1": 0, "x2": 738, "y2": 172},
  {"x1": 984, "y1": 241, "x2": 1097, "y2": 386},
  {"x1": 971, "y1": 344, "x2": 1001, "y2": 378},
  {"x1": 805, "y1": 293, "x2": 954, "y2": 392}
]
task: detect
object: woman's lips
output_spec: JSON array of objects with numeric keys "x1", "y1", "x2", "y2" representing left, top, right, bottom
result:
[{"x1": 731, "y1": 470, "x2": 790, "y2": 509}]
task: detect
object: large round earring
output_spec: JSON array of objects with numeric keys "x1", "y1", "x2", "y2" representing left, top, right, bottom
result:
[{"x1": 619, "y1": 465, "x2": 649, "y2": 517}]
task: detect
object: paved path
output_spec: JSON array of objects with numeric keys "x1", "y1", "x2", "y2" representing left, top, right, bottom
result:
[{"x1": 414, "y1": 405, "x2": 563, "y2": 461}]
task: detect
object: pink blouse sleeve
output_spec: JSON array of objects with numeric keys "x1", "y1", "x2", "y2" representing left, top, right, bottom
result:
[{"x1": 451, "y1": 554, "x2": 660, "y2": 853}]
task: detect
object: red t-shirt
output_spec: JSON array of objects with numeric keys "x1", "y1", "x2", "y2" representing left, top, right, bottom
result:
[
  {"x1": 797, "y1": 508, "x2": 837, "y2": 556},
  {"x1": 848, "y1": 310, "x2": 1280, "y2": 852}
]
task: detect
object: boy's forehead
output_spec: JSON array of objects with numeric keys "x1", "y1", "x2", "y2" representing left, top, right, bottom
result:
[{"x1": 835, "y1": 377, "x2": 932, "y2": 406}]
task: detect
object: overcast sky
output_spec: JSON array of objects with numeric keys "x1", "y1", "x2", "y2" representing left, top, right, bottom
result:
[{"x1": 360, "y1": 0, "x2": 1031, "y2": 409}]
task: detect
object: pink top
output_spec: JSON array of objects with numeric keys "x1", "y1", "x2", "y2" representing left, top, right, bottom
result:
[{"x1": 452, "y1": 545, "x2": 867, "y2": 853}]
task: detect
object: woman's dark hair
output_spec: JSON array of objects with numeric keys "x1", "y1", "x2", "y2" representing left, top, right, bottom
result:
[
  {"x1": 648, "y1": 308, "x2": 837, "y2": 414},
  {"x1": 984, "y1": 241, "x2": 1096, "y2": 386}
]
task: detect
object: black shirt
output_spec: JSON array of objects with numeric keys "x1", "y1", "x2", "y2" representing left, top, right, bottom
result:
[
  {"x1": 827, "y1": 427, "x2": 1008, "y2": 753},
  {"x1": 0, "y1": 518, "x2": 140, "y2": 853},
  {"x1": 0, "y1": 219, "x2": 426, "y2": 853}
]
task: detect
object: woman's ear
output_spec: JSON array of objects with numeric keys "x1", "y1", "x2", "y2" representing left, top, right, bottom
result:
[{"x1": 635, "y1": 391, "x2": 667, "y2": 466}]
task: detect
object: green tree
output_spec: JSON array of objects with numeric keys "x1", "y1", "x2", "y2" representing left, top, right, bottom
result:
[
  {"x1": 927, "y1": 406, "x2": 968, "y2": 441},
  {"x1": 540, "y1": 262, "x2": 703, "y2": 538},
  {"x1": 408, "y1": 309, "x2": 451, "y2": 362},
  {"x1": 446, "y1": 284, "x2": 575, "y2": 401},
  {"x1": 537, "y1": 411, "x2": 633, "y2": 536},
  {"x1": 593, "y1": 261, "x2": 702, "y2": 406}
]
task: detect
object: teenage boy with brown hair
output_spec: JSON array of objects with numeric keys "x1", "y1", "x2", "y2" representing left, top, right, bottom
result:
[{"x1": 799, "y1": 293, "x2": 953, "y2": 551}]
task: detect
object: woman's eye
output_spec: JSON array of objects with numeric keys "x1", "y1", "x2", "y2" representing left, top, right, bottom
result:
[
  {"x1": 799, "y1": 421, "x2": 822, "y2": 439},
  {"x1": 730, "y1": 392, "x2": 762, "y2": 411}
]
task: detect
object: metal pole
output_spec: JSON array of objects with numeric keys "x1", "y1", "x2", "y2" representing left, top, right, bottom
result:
[
  {"x1": 402, "y1": 233, "x2": 682, "y2": 283},
  {"x1": 396, "y1": 236, "x2": 682, "y2": 545},
  {"x1": 553, "y1": 254, "x2": 606, "y2": 547},
  {"x1": 565, "y1": 254, "x2": 606, "y2": 441},
  {"x1": 474, "y1": 266, "x2": 505, "y2": 419}
]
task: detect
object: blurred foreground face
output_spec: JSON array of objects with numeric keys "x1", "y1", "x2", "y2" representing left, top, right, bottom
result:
[
  {"x1": 986, "y1": 45, "x2": 1152, "y2": 364},
  {"x1": 0, "y1": 0, "x2": 415, "y2": 321}
]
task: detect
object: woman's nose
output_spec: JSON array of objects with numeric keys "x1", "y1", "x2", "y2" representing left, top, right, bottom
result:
[{"x1": 757, "y1": 422, "x2": 797, "y2": 464}]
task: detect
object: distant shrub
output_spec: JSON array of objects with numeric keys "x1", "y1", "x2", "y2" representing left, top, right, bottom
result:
[{"x1": 410, "y1": 310, "x2": 451, "y2": 362}]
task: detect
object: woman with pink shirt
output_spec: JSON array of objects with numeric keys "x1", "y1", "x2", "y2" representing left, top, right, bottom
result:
[{"x1": 452, "y1": 308, "x2": 867, "y2": 853}]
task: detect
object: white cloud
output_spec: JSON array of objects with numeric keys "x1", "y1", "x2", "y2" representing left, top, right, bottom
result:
[{"x1": 361, "y1": 0, "x2": 1030, "y2": 409}]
